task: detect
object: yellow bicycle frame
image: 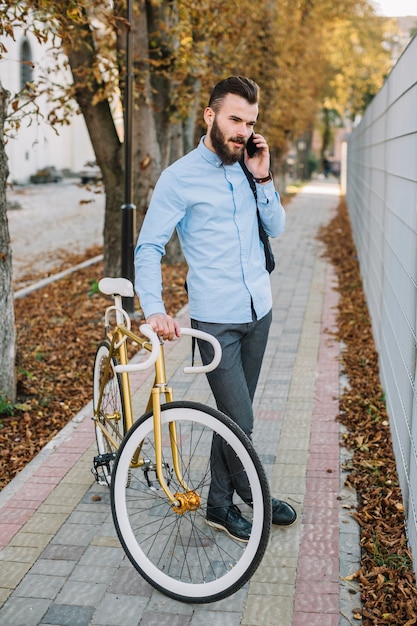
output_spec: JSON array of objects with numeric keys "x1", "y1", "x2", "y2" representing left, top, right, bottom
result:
[{"x1": 94, "y1": 323, "x2": 189, "y2": 506}]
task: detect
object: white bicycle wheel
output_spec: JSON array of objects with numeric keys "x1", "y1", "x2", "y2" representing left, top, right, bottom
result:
[
  {"x1": 111, "y1": 401, "x2": 271, "y2": 603},
  {"x1": 93, "y1": 341, "x2": 126, "y2": 485}
]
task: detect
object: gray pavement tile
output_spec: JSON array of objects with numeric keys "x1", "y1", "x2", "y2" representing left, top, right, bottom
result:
[
  {"x1": 340, "y1": 529, "x2": 361, "y2": 556},
  {"x1": 191, "y1": 610, "x2": 241, "y2": 626},
  {"x1": 340, "y1": 551, "x2": 362, "y2": 579},
  {"x1": 339, "y1": 582, "x2": 361, "y2": 617},
  {"x1": 139, "y1": 612, "x2": 192, "y2": 626},
  {"x1": 40, "y1": 544, "x2": 87, "y2": 562},
  {"x1": 78, "y1": 545, "x2": 125, "y2": 568},
  {"x1": 256, "y1": 454, "x2": 276, "y2": 466},
  {"x1": 54, "y1": 580, "x2": 107, "y2": 606},
  {"x1": 91, "y1": 593, "x2": 149, "y2": 625},
  {"x1": 40, "y1": 603, "x2": 95, "y2": 626},
  {"x1": 69, "y1": 565, "x2": 117, "y2": 585},
  {"x1": 51, "y1": 523, "x2": 99, "y2": 547},
  {"x1": 31, "y1": 558, "x2": 76, "y2": 577},
  {"x1": 107, "y1": 566, "x2": 153, "y2": 597},
  {"x1": 13, "y1": 573, "x2": 65, "y2": 599},
  {"x1": 91, "y1": 522, "x2": 118, "y2": 539},
  {"x1": 0, "y1": 597, "x2": 50, "y2": 626},
  {"x1": 253, "y1": 427, "x2": 281, "y2": 443},
  {"x1": 252, "y1": 438, "x2": 279, "y2": 455},
  {"x1": 67, "y1": 509, "x2": 110, "y2": 526}
]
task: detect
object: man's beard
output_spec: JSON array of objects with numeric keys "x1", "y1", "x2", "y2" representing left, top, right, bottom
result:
[{"x1": 210, "y1": 117, "x2": 245, "y2": 165}]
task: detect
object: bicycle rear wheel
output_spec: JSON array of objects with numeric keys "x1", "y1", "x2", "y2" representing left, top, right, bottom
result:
[
  {"x1": 111, "y1": 401, "x2": 271, "y2": 603},
  {"x1": 93, "y1": 341, "x2": 126, "y2": 485}
]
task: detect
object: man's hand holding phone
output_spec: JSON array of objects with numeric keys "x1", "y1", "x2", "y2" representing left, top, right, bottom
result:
[
  {"x1": 246, "y1": 133, "x2": 259, "y2": 158},
  {"x1": 245, "y1": 133, "x2": 272, "y2": 183}
]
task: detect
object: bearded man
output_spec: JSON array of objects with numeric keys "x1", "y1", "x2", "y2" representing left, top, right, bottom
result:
[{"x1": 134, "y1": 76, "x2": 297, "y2": 542}]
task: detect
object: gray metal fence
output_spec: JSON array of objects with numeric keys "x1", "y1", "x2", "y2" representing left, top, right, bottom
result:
[{"x1": 346, "y1": 34, "x2": 417, "y2": 566}]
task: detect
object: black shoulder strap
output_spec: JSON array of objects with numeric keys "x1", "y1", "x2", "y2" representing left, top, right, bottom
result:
[
  {"x1": 239, "y1": 158, "x2": 276, "y2": 273},
  {"x1": 239, "y1": 158, "x2": 257, "y2": 201}
]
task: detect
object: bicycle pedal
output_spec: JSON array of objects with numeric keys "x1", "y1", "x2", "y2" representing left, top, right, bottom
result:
[
  {"x1": 93, "y1": 452, "x2": 116, "y2": 467},
  {"x1": 92, "y1": 453, "x2": 116, "y2": 485},
  {"x1": 142, "y1": 460, "x2": 172, "y2": 490},
  {"x1": 91, "y1": 465, "x2": 111, "y2": 486}
]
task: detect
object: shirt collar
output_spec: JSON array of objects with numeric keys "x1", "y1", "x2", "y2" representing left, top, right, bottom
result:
[
  {"x1": 198, "y1": 136, "x2": 245, "y2": 174},
  {"x1": 198, "y1": 136, "x2": 223, "y2": 168}
]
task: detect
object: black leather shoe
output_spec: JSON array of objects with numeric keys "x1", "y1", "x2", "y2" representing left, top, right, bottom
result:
[
  {"x1": 206, "y1": 505, "x2": 251, "y2": 542},
  {"x1": 271, "y1": 497, "x2": 297, "y2": 526}
]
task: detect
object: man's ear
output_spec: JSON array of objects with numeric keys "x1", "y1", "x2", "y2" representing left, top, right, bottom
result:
[{"x1": 204, "y1": 106, "x2": 214, "y2": 127}]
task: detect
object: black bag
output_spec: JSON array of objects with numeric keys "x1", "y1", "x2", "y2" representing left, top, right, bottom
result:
[{"x1": 240, "y1": 159, "x2": 275, "y2": 273}]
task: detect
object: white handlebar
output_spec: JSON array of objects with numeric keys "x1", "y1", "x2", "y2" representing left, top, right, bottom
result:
[
  {"x1": 114, "y1": 324, "x2": 160, "y2": 373},
  {"x1": 113, "y1": 325, "x2": 222, "y2": 375},
  {"x1": 180, "y1": 328, "x2": 222, "y2": 374}
]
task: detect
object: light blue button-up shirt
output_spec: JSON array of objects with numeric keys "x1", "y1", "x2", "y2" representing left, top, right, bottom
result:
[{"x1": 134, "y1": 137, "x2": 286, "y2": 324}]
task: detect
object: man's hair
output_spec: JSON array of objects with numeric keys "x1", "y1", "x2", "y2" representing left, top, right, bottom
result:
[{"x1": 208, "y1": 76, "x2": 259, "y2": 112}]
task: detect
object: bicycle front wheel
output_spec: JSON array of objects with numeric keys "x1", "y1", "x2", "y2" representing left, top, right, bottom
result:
[
  {"x1": 111, "y1": 401, "x2": 271, "y2": 603},
  {"x1": 93, "y1": 341, "x2": 126, "y2": 485}
]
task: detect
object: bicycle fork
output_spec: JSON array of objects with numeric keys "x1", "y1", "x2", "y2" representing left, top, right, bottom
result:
[{"x1": 137, "y1": 348, "x2": 201, "y2": 514}]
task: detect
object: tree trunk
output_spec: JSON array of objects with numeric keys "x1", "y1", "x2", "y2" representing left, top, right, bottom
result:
[
  {"x1": 132, "y1": 0, "x2": 184, "y2": 265},
  {"x1": 132, "y1": 0, "x2": 163, "y2": 235},
  {"x1": 0, "y1": 82, "x2": 16, "y2": 402},
  {"x1": 67, "y1": 22, "x2": 125, "y2": 277}
]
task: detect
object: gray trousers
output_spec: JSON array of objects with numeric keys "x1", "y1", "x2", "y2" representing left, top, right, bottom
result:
[{"x1": 191, "y1": 309, "x2": 272, "y2": 508}]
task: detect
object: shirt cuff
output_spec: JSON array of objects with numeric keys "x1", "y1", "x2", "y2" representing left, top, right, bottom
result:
[{"x1": 255, "y1": 180, "x2": 277, "y2": 203}]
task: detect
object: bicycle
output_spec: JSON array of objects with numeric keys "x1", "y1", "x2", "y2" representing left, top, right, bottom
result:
[{"x1": 92, "y1": 277, "x2": 271, "y2": 603}]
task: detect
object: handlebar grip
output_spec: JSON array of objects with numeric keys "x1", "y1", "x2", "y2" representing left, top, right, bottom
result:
[
  {"x1": 114, "y1": 324, "x2": 160, "y2": 373},
  {"x1": 180, "y1": 328, "x2": 222, "y2": 374}
]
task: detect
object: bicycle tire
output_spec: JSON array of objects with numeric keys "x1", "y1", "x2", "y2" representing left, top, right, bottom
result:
[
  {"x1": 93, "y1": 341, "x2": 126, "y2": 485},
  {"x1": 111, "y1": 401, "x2": 271, "y2": 603}
]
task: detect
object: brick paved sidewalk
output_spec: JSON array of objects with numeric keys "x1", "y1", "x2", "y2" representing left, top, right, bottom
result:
[{"x1": 0, "y1": 179, "x2": 361, "y2": 626}]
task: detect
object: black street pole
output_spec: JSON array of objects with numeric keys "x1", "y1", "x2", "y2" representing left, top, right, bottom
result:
[{"x1": 121, "y1": 0, "x2": 135, "y2": 312}]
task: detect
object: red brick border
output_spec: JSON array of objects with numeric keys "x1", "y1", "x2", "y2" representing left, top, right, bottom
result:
[{"x1": 293, "y1": 263, "x2": 341, "y2": 625}]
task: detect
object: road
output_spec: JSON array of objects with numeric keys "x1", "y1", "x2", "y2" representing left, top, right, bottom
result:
[{"x1": 7, "y1": 180, "x2": 105, "y2": 288}]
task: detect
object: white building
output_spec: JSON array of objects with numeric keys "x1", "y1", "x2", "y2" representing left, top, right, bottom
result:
[{"x1": 0, "y1": 27, "x2": 95, "y2": 184}]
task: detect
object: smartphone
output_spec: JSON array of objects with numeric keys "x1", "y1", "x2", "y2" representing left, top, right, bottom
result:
[{"x1": 246, "y1": 133, "x2": 259, "y2": 158}]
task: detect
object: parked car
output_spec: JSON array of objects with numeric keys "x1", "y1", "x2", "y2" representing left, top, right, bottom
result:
[
  {"x1": 79, "y1": 162, "x2": 102, "y2": 184},
  {"x1": 30, "y1": 166, "x2": 63, "y2": 184}
]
